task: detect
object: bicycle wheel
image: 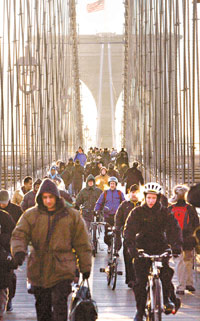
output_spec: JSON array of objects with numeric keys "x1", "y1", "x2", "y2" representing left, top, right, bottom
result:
[
  {"x1": 152, "y1": 278, "x2": 162, "y2": 321},
  {"x1": 107, "y1": 264, "x2": 111, "y2": 285},
  {"x1": 110, "y1": 259, "x2": 118, "y2": 290},
  {"x1": 146, "y1": 286, "x2": 153, "y2": 321},
  {"x1": 92, "y1": 225, "x2": 97, "y2": 257}
]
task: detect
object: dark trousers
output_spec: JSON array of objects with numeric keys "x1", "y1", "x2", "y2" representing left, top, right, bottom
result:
[
  {"x1": 104, "y1": 216, "x2": 114, "y2": 247},
  {"x1": 123, "y1": 243, "x2": 135, "y2": 284},
  {"x1": 8, "y1": 271, "x2": 16, "y2": 300},
  {"x1": 133, "y1": 258, "x2": 174, "y2": 315},
  {"x1": 34, "y1": 280, "x2": 72, "y2": 321}
]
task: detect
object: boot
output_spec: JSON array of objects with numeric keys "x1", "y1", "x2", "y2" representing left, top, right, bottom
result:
[
  {"x1": 164, "y1": 298, "x2": 175, "y2": 315},
  {"x1": 6, "y1": 299, "x2": 13, "y2": 312},
  {"x1": 134, "y1": 311, "x2": 144, "y2": 321}
]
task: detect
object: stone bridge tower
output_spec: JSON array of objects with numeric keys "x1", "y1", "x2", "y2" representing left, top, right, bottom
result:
[{"x1": 78, "y1": 34, "x2": 124, "y2": 148}]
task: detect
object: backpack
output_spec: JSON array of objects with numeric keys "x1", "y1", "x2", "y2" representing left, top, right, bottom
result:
[
  {"x1": 103, "y1": 190, "x2": 123, "y2": 203},
  {"x1": 171, "y1": 205, "x2": 190, "y2": 230},
  {"x1": 69, "y1": 281, "x2": 98, "y2": 321}
]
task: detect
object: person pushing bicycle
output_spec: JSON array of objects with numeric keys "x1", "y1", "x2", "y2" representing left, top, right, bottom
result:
[{"x1": 124, "y1": 182, "x2": 182, "y2": 321}]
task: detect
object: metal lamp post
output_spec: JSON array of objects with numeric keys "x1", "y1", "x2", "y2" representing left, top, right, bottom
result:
[{"x1": 16, "y1": 46, "x2": 38, "y2": 174}]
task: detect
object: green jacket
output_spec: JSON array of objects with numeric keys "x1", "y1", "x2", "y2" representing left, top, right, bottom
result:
[
  {"x1": 75, "y1": 174, "x2": 102, "y2": 221},
  {"x1": 11, "y1": 179, "x2": 92, "y2": 288}
]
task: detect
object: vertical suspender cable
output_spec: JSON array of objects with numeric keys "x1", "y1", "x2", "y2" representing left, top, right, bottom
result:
[
  {"x1": 97, "y1": 43, "x2": 104, "y2": 147},
  {"x1": 108, "y1": 43, "x2": 116, "y2": 148}
]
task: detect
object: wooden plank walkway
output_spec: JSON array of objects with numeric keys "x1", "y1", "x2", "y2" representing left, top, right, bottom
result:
[{"x1": 4, "y1": 234, "x2": 200, "y2": 321}]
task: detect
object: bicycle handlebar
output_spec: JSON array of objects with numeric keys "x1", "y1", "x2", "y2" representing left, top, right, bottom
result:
[{"x1": 138, "y1": 249, "x2": 172, "y2": 259}]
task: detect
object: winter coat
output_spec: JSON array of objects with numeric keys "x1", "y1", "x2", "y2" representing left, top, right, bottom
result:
[
  {"x1": 60, "y1": 164, "x2": 74, "y2": 188},
  {"x1": 11, "y1": 179, "x2": 92, "y2": 289},
  {"x1": 74, "y1": 152, "x2": 87, "y2": 167},
  {"x1": 11, "y1": 187, "x2": 26, "y2": 205},
  {"x1": 21, "y1": 190, "x2": 37, "y2": 211},
  {"x1": 0, "y1": 201, "x2": 23, "y2": 224},
  {"x1": 95, "y1": 167, "x2": 109, "y2": 191},
  {"x1": 116, "y1": 153, "x2": 129, "y2": 169},
  {"x1": 115, "y1": 200, "x2": 140, "y2": 232},
  {"x1": 84, "y1": 162, "x2": 99, "y2": 180},
  {"x1": 114, "y1": 200, "x2": 140, "y2": 251},
  {"x1": 0, "y1": 245, "x2": 16, "y2": 289},
  {"x1": 123, "y1": 167, "x2": 144, "y2": 192},
  {"x1": 101, "y1": 151, "x2": 111, "y2": 168},
  {"x1": 187, "y1": 183, "x2": 200, "y2": 208},
  {"x1": 71, "y1": 165, "x2": 84, "y2": 190},
  {"x1": 0, "y1": 210, "x2": 16, "y2": 252},
  {"x1": 94, "y1": 189, "x2": 125, "y2": 219},
  {"x1": 75, "y1": 174, "x2": 102, "y2": 222},
  {"x1": 107, "y1": 169, "x2": 121, "y2": 182},
  {"x1": 124, "y1": 202, "x2": 183, "y2": 258},
  {"x1": 168, "y1": 200, "x2": 199, "y2": 250}
]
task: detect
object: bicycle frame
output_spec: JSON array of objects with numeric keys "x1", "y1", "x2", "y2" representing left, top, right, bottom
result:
[
  {"x1": 138, "y1": 250, "x2": 172, "y2": 320},
  {"x1": 100, "y1": 223, "x2": 123, "y2": 290}
]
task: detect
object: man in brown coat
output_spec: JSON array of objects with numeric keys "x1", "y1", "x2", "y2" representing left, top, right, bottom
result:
[{"x1": 11, "y1": 178, "x2": 92, "y2": 321}]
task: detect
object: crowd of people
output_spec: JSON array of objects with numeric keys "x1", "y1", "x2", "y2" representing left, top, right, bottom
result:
[{"x1": 0, "y1": 145, "x2": 200, "y2": 321}]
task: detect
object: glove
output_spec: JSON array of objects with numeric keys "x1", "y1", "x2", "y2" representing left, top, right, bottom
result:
[
  {"x1": 172, "y1": 248, "x2": 182, "y2": 258},
  {"x1": 14, "y1": 251, "x2": 26, "y2": 266},
  {"x1": 82, "y1": 271, "x2": 90, "y2": 280}
]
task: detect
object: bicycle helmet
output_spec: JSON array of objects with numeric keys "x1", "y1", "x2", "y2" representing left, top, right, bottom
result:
[
  {"x1": 144, "y1": 182, "x2": 162, "y2": 195},
  {"x1": 108, "y1": 176, "x2": 118, "y2": 186}
]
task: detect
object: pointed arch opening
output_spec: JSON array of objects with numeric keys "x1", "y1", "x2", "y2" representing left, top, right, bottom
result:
[{"x1": 80, "y1": 80, "x2": 98, "y2": 150}]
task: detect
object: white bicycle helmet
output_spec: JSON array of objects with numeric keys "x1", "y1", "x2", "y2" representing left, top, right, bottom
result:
[
  {"x1": 144, "y1": 182, "x2": 162, "y2": 195},
  {"x1": 108, "y1": 176, "x2": 118, "y2": 186}
]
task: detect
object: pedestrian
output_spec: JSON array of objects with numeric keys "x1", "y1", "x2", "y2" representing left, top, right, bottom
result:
[
  {"x1": 74, "y1": 146, "x2": 87, "y2": 168},
  {"x1": 0, "y1": 190, "x2": 23, "y2": 311},
  {"x1": 71, "y1": 160, "x2": 84, "y2": 197},
  {"x1": 0, "y1": 244, "x2": 17, "y2": 321},
  {"x1": 11, "y1": 178, "x2": 92, "y2": 321},
  {"x1": 115, "y1": 184, "x2": 141, "y2": 288},
  {"x1": 95, "y1": 166, "x2": 109, "y2": 191},
  {"x1": 0, "y1": 190, "x2": 22, "y2": 224},
  {"x1": 122, "y1": 161, "x2": 144, "y2": 194},
  {"x1": 107, "y1": 163, "x2": 121, "y2": 182},
  {"x1": 75, "y1": 174, "x2": 102, "y2": 230},
  {"x1": 21, "y1": 179, "x2": 42, "y2": 211},
  {"x1": 168, "y1": 185, "x2": 199, "y2": 295},
  {"x1": 101, "y1": 148, "x2": 111, "y2": 168},
  {"x1": 48, "y1": 165, "x2": 63, "y2": 186},
  {"x1": 12, "y1": 176, "x2": 33, "y2": 206},
  {"x1": 124, "y1": 182, "x2": 182, "y2": 321},
  {"x1": 61, "y1": 158, "x2": 74, "y2": 192},
  {"x1": 95, "y1": 176, "x2": 125, "y2": 253}
]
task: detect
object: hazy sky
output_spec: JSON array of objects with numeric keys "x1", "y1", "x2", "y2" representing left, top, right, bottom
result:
[{"x1": 77, "y1": 0, "x2": 124, "y2": 35}]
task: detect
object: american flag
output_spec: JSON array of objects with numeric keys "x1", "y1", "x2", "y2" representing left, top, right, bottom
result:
[{"x1": 87, "y1": 0, "x2": 105, "y2": 13}]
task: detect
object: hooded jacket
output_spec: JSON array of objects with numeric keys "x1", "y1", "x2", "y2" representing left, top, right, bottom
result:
[
  {"x1": 168, "y1": 199, "x2": 199, "y2": 250},
  {"x1": 11, "y1": 179, "x2": 92, "y2": 288},
  {"x1": 94, "y1": 188, "x2": 125, "y2": 218},
  {"x1": 75, "y1": 174, "x2": 102, "y2": 221},
  {"x1": 124, "y1": 202, "x2": 183, "y2": 257},
  {"x1": 95, "y1": 167, "x2": 109, "y2": 191}
]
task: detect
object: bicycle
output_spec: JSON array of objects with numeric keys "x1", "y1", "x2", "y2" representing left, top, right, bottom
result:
[
  {"x1": 90, "y1": 214, "x2": 105, "y2": 257},
  {"x1": 100, "y1": 224, "x2": 123, "y2": 290},
  {"x1": 138, "y1": 249, "x2": 175, "y2": 321}
]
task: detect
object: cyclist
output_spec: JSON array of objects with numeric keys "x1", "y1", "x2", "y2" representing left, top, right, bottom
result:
[
  {"x1": 94, "y1": 176, "x2": 125, "y2": 253},
  {"x1": 115, "y1": 184, "x2": 140, "y2": 288},
  {"x1": 75, "y1": 174, "x2": 102, "y2": 230},
  {"x1": 124, "y1": 182, "x2": 182, "y2": 321}
]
